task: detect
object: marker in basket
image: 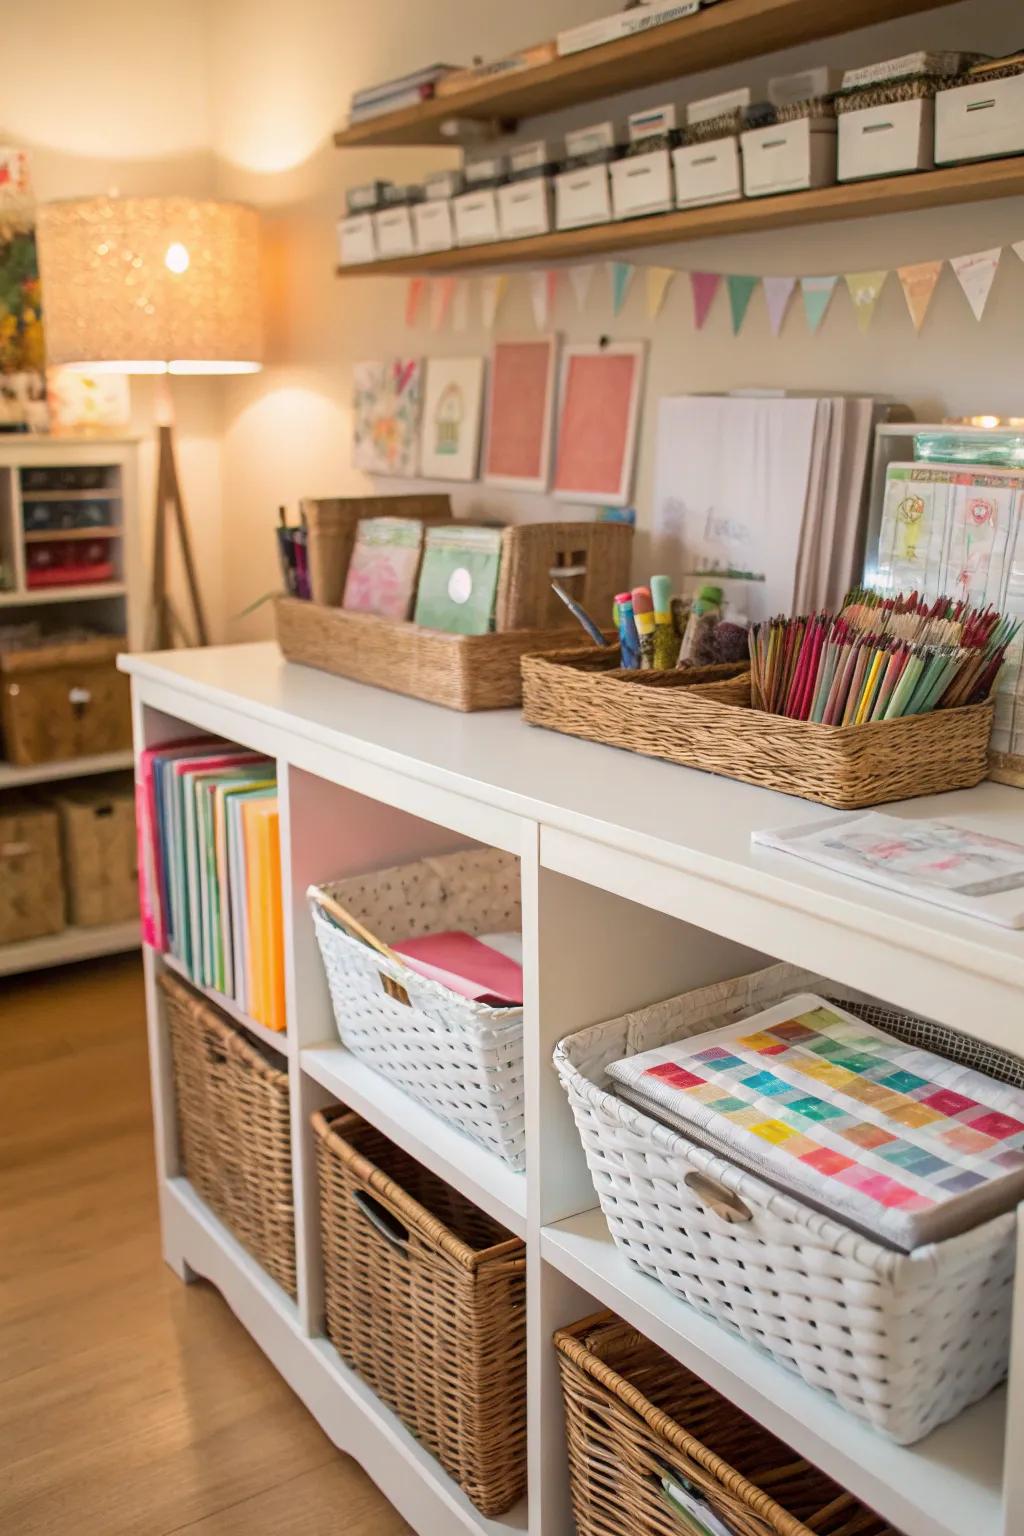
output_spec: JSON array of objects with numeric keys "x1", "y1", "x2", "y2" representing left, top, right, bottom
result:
[
  {"x1": 550, "y1": 580, "x2": 608, "y2": 647},
  {"x1": 650, "y1": 574, "x2": 678, "y2": 669},
  {"x1": 631, "y1": 586, "x2": 656, "y2": 669},
  {"x1": 615, "y1": 591, "x2": 641, "y2": 668}
]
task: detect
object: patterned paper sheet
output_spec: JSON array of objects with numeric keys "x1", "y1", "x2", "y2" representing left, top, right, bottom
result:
[{"x1": 608, "y1": 994, "x2": 1024, "y2": 1250}]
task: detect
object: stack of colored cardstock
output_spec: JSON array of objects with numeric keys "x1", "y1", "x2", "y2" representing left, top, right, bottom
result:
[{"x1": 135, "y1": 738, "x2": 286, "y2": 1033}]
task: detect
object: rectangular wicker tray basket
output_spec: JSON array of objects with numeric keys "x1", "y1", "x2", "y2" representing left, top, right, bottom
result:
[
  {"x1": 521, "y1": 646, "x2": 994, "y2": 809},
  {"x1": 277, "y1": 595, "x2": 605, "y2": 711}
]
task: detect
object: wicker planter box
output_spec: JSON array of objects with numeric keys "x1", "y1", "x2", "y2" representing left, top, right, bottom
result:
[
  {"x1": 555, "y1": 962, "x2": 1017, "y2": 1444},
  {"x1": 160, "y1": 971, "x2": 295, "y2": 1297},
  {"x1": 556, "y1": 1313, "x2": 901, "y2": 1536},
  {"x1": 522, "y1": 646, "x2": 993, "y2": 809},
  {"x1": 313, "y1": 1106, "x2": 527, "y2": 1517},
  {"x1": 309, "y1": 847, "x2": 525, "y2": 1167},
  {"x1": 0, "y1": 799, "x2": 64, "y2": 945},
  {"x1": 0, "y1": 634, "x2": 131, "y2": 766},
  {"x1": 55, "y1": 775, "x2": 137, "y2": 927}
]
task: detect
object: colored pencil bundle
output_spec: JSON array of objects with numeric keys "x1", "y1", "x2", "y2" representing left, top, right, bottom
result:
[{"x1": 749, "y1": 591, "x2": 1020, "y2": 725}]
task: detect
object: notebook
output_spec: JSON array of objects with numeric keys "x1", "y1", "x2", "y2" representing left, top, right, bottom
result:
[
  {"x1": 608, "y1": 993, "x2": 1024, "y2": 1251},
  {"x1": 391, "y1": 929, "x2": 523, "y2": 1004},
  {"x1": 412, "y1": 524, "x2": 502, "y2": 635},
  {"x1": 342, "y1": 517, "x2": 425, "y2": 620}
]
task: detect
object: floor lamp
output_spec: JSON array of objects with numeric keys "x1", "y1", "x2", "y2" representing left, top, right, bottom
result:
[{"x1": 37, "y1": 195, "x2": 263, "y2": 650}]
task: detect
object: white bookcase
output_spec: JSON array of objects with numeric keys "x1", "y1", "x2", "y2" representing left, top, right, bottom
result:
[
  {"x1": 0, "y1": 435, "x2": 142, "y2": 975},
  {"x1": 122, "y1": 640, "x2": 1024, "y2": 1536}
]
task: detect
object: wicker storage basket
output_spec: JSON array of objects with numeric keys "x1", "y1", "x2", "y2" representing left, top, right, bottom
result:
[
  {"x1": 160, "y1": 971, "x2": 295, "y2": 1297},
  {"x1": 309, "y1": 847, "x2": 525, "y2": 1168},
  {"x1": 522, "y1": 647, "x2": 993, "y2": 809},
  {"x1": 554, "y1": 961, "x2": 1018, "y2": 1444},
  {"x1": 0, "y1": 634, "x2": 131, "y2": 766},
  {"x1": 55, "y1": 775, "x2": 137, "y2": 927},
  {"x1": 557, "y1": 1313, "x2": 901, "y2": 1536},
  {"x1": 0, "y1": 798, "x2": 64, "y2": 945},
  {"x1": 300, "y1": 494, "x2": 453, "y2": 605},
  {"x1": 313, "y1": 1106, "x2": 527, "y2": 1516}
]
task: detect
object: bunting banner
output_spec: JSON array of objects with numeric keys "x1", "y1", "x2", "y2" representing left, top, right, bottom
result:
[
  {"x1": 762, "y1": 276, "x2": 796, "y2": 337},
  {"x1": 1015, "y1": 241, "x2": 1024, "y2": 264},
  {"x1": 644, "y1": 266, "x2": 675, "y2": 320},
  {"x1": 405, "y1": 276, "x2": 426, "y2": 328},
  {"x1": 845, "y1": 269, "x2": 888, "y2": 333},
  {"x1": 451, "y1": 277, "x2": 470, "y2": 333},
  {"x1": 609, "y1": 260, "x2": 635, "y2": 316},
  {"x1": 691, "y1": 271, "x2": 721, "y2": 330},
  {"x1": 800, "y1": 274, "x2": 837, "y2": 334},
  {"x1": 429, "y1": 275, "x2": 456, "y2": 332},
  {"x1": 727, "y1": 274, "x2": 759, "y2": 335},
  {"x1": 951, "y1": 247, "x2": 1001, "y2": 321},
  {"x1": 898, "y1": 260, "x2": 943, "y2": 333},
  {"x1": 530, "y1": 269, "x2": 559, "y2": 329},
  {"x1": 480, "y1": 273, "x2": 508, "y2": 330},
  {"x1": 569, "y1": 264, "x2": 596, "y2": 311}
]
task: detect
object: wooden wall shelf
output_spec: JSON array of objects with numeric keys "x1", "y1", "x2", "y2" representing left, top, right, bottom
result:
[
  {"x1": 335, "y1": 159, "x2": 1024, "y2": 277},
  {"x1": 333, "y1": 0, "x2": 961, "y2": 148}
]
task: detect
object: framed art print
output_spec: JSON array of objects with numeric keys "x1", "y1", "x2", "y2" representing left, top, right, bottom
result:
[
  {"x1": 352, "y1": 357, "x2": 423, "y2": 477},
  {"x1": 419, "y1": 356, "x2": 486, "y2": 482},
  {"x1": 482, "y1": 335, "x2": 557, "y2": 492},
  {"x1": 552, "y1": 341, "x2": 646, "y2": 506}
]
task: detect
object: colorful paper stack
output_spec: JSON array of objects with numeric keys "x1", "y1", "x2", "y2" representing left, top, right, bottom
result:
[{"x1": 135, "y1": 739, "x2": 286, "y2": 1033}]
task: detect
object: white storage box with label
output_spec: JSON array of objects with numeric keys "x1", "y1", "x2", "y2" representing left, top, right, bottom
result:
[
  {"x1": 838, "y1": 92, "x2": 935, "y2": 180},
  {"x1": 452, "y1": 188, "x2": 501, "y2": 245},
  {"x1": 337, "y1": 213, "x2": 376, "y2": 266},
  {"x1": 611, "y1": 150, "x2": 674, "y2": 218},
  {"x1": 373, "y1": 204, "x2": 416, "y2": 259},
  {"x1": 498, "y1": 177, "x2": 553, "y2": 238},
  {"x1": 413, "y1": 199, "x2": 455, "y2": 252},
  {"x1": 741, "y1": 111, "x2": 837, "y2": 197},
  {"x1": 936, "y1": 68, "x2": 1024, "y2": 164},
  {"x1": 555, "y1": 163, "x2": 614, "y2": 228},
  {"x1": 673, "y1": 133, "x2": 742, "y2": 207}
]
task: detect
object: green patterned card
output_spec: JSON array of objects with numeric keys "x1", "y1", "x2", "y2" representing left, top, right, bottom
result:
[{"x1": 413, "y1": 525, "x2": 503, "y2": 635}]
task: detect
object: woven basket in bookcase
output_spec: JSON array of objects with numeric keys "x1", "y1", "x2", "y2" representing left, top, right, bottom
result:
[
  {"x1": 0, "y1": 798, "x2": 64, "y2": 945},
  {"x1": 554, "y1": 962, "x2": 1018, "y2": 1445},
  {"x1": 160, "y1": 971, "x2": 296, "y2": 1297},
  {"x1": 521, "y1": 646, "x2": 993, "y2": 809},
  {"x1": 308, "y1": 847, "x2": 525, "y2": 1169},
  {"x1": 556, "y1": 1313, "x2": 902, "y2": 1536},
  {"x1": 313, "y1": 1107, "x2": 527, "y2": 1517}
]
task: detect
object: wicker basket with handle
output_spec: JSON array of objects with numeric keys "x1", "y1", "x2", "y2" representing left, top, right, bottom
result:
[
  {"x1": 0, "y1": 798, "x2": 64, "y2": 946},
  {"x1": 554, "y1": 961, "x2": 1018, "y2": 1444},
  {"x1": 160, "y1": 970, "x2": 295, "y2": 1297},
  {"x1": 556, "y1": 1312, "x2": 902, "y2": 1536},
  {"x1": 313, "y1": 1106, "x2": 527, "y2": 1517},
  {"x1": 55, "y1": 774, "x2": 137, "y2": 926},
  {"x1": 0, "y1": 633, "x2": 131, "y2": 766}
]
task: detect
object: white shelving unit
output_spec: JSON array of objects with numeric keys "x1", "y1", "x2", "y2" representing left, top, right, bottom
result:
[
  {"x1": 122, "y1": 642, "x2": 1024, "y2": 1536},
  {"x1": 0, "y1": 436, "x2": 142, "y2": 977}
]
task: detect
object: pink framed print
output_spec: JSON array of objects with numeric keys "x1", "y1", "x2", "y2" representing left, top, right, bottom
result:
[
  {"x1": 482, "y1": 335, "x2": 558, "y2": 492},
  {"x1": 552, "y1": 341, "x2": 646, "y2": 506}
]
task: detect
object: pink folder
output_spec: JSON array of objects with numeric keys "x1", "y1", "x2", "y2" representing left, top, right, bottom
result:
[{"x1": 391, "y1": 931, "x2": 523, "y2": 1006}]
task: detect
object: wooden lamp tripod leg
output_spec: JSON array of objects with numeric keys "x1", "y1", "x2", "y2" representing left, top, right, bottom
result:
[{"x1": 148, "y1": 419, "x2": 210, "y2": 650}]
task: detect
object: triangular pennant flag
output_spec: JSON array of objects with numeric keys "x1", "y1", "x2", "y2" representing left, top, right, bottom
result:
[
  {"x1": 845, "y1": 269, "x2": 888, "y2": 333},
  {"x1": 452, "y1": 277, "x2": 470, "y2": 333},
  {"x1": 480, "y1": 273, "x2": 508, "y2": 330},
  {"x1": 529, "y1": 269, "x2": 559, "y2": 329},
  {"x1": 569, "y1": 264, "x2": 596, "y2": 311},
  {"x1": 951, "y1": 247, "x2": 1001, "y2": 321},
  {"x1": 645, "y1": 266, "x2": 675, "y2": 320},
  {"x1": 1014, "y1": 241, "x2": 1024, "y2": 265},
  {"x1": 691, "y1": 272, "x2": 721, "y2": 330},
  {"x1": 609, "y1": 260, "x2": 634, "y2": 316},
  {"x1": 800, "y1": 274, "x2": 837, "y2": 334},
  {"x1": 898, "y1": 260, "x2": 943, "y2": 332},
  {"x1": 762, "y1": 276, "x2": 796, "y2": 337},
  {"x1": 405, "y1": 276, "x2": 426, "y2": 328},
  {"x1": 429, "y1": 275, "x2": 456, "y2": 332},
  {"x1": 726, "y1": 274, "x2": 759, "y2": 336}
]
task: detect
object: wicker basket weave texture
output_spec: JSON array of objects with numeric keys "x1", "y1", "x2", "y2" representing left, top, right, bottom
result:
[
  {"x1": 521, "y1": 647, "x2": 993, "y2": 809},
  {"x1": 554, "y1": 962, "x2": 1018, "y2": 1444},
  {"x1": 0, "y1": 799, "x2": 64, "y2": 945},
  {"x1": 160, "y1": 972, "x2": 296, "y2": 1298},
  {"x1": 556, "y1": 1313, "x2": 901, "y2": 1536},
  {"x1": 55, "y1": 776, "x2": 137, "y2": 926},
  {"x1": 309, "y1": 847, "x2": 526, "y2": 1168},
  {"x1": 0, "y1": 634, "x2": 131, "y2": 766},
  {"x1": 313, "y1": 1107, "x2": 527, "y2": 1517},
  {"x1": 494, "y1": 521, "x2": 633, "y2": 632}
]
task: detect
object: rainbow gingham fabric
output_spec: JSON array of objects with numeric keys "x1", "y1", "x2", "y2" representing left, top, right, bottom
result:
[{"x1": 607, "y1": 995, "x2": 1024, "y2": 1251}]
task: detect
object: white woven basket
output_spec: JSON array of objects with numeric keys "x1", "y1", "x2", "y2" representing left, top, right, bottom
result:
[
  {"x1": 554, "y1": 961, "x2": 1017, "y2": 1444},
  {"x1": 309, "y1": 847, "x2": 525, "y2": 1169}
]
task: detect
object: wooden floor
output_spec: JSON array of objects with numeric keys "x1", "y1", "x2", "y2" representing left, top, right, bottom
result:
[{"x1": 0, "y1": 954, "x2": 412, "y2": 1536}]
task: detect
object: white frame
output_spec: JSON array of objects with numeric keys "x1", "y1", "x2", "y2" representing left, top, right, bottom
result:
[
  {"x1": 482, "y1": 334, "x2": 558, "y2": 494},
  {"x1": 418, "y1": 356, "x2": 487, "y2": 483},
  {"x1": 552, "y1": 340, "x2": 646, "y2": 507}
]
